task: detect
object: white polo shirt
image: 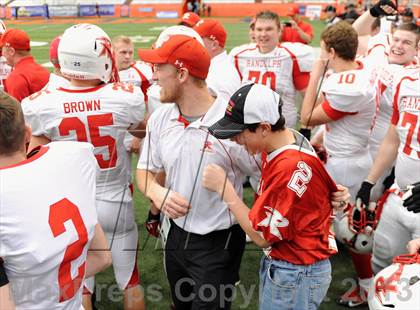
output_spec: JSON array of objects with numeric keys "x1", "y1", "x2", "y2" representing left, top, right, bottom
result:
[
  {"x1": 206, "y1": 51, "x2": 241, "y2": 104},
  {"x1": 137, "y1": 98, "x2": 261, "y2": 235}
]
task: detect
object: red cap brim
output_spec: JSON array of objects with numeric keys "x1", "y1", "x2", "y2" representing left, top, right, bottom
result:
[{"x1": 138, "y1": 48, "x2": 167, "y2": 64}]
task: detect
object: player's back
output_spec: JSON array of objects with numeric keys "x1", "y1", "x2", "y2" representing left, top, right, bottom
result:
[
  {"x1": 322, "y1": 60, "x2": 377, "y2": 157},
  {"x1": 0, "y1": 141, "x2": 98, "y2": 309},
  {"x1": 22, "y1": 82, "x2": 146, "y2": 188}
]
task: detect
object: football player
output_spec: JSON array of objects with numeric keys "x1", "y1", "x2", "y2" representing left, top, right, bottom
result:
[
  {"x1": 230, "y1": 10, "x2": 314, "y2": 129},
  {"x1": 21, "y1": 24, "x2": 147, "y2": 310},
  {"x1": 301, "y1": 22, "x2": 378, "y2": 307},
  {"x1": 0, "y1": 91, "x2": 111, "y2": 309}
]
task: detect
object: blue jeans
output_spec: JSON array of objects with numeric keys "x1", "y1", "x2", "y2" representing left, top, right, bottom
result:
[{"x1": 259, "y1": 256, "x2": 331, "y2": 310}]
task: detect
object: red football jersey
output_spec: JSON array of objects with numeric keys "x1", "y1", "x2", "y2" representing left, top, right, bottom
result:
[{"x1": 249, "y1": 144, "x2": 338, "y2": 265}]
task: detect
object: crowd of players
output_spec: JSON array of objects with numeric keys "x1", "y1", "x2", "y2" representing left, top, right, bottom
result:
[{"x1": 0, "y1": 0, "x2": 419, "y2": 309}]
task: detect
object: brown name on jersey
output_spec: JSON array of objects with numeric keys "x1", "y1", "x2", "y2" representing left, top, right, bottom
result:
[{"x1": 63, "y1": 100, "x2": 101, "y2": 114}]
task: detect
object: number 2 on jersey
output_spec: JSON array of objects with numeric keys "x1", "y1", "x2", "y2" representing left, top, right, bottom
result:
[
  {"x1": 248, "y1": 71, "x2": 276, "y2": 90},
  {"x1": 59, "y1": 114, "x2": 117, "y2": 168},
  {"x1": 49, "y1": 198, "x2": 88, "y2": 302}
]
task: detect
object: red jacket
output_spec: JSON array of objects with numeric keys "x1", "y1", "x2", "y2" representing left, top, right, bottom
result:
[
  {"x1": 4, "y1": 56, "x2": 50, "y2": 102},
  {"x1": 281, "y1": 20, "x2": 313, "y2": 44}
]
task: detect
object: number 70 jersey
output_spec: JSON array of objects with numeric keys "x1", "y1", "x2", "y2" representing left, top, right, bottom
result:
[
  {"x1": 230, "y1": 43, "x2": 314, "y2": 127},
  {"x1": 22, "y1": 82, "x2": 146, "y2": 188}
]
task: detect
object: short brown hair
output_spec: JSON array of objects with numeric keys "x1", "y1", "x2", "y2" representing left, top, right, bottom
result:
[
  {"x1": 0, "y1": 92, "x2": 26, "y2": 155},
  {"x1": 396, "y1": 23, "x2": 420, "y2": 46},
  {"x1": 321, "y1": 21, "x2": 358, "y2": 61},
  {"x1": 255, "y1": 11, "x2": 281, "y2": 29}
]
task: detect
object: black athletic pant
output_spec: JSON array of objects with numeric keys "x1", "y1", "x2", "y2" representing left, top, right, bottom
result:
[{"x1": 165, "y1": 222, "x2": 246, "y2": 310}]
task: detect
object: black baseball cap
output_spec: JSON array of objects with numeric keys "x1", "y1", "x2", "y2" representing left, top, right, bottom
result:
[{"x1": 209, "y1": 84, "x2": 284, "y2": 139}]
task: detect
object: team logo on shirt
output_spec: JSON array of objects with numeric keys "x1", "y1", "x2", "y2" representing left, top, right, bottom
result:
[
  {"x1": 257, "y1": 206, "x2": 289, "y2": 240},
  {"x1": 200, "y1": 140, "x2": 214, "y2": 153}
]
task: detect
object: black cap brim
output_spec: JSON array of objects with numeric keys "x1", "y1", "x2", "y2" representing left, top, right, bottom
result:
[{"x1": 208, "y1": 118, "x2": 248, "y2": 139}]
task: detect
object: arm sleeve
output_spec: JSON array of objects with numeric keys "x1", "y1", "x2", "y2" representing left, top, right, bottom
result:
[
  {"x1": 0, "y1": 261, "x2": 8, "y2": 287},
  {"x1": 21, "y1": 98, "x2": 48, "y2": 137},
  {"x1": 228, "y1": 142, "x2": 261, "y2": 181},
  {"x1": 5, "y1": 74, "x2": 30, "y2": 102},
  {"x1": 127, "y1": 86, "x2": 146, "y2": 129},
  {"x1": 137, "y1": 113, "x2": 164, "y2": 172}
]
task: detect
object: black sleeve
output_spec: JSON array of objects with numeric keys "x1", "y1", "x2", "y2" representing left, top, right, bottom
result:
[{"x1": 0, "y1": 261, "x2": 9, "y2": 287}]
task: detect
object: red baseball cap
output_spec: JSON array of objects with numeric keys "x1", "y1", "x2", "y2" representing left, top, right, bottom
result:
[
  {"x1": 0, "y1": 28, "x2": 30, "y2": 50},
  {"x1": 287, "y1": 6, "x2": 300, "y2": 17},
  {"x1": 49, "y1": 36, "x2": 61, "y2": 69},
  {"x1": 194, "y1": 19, "x2": 227, "y2": 48},
  {"x1": 179, "y1": 12, "x2": 201, "y2": 27},
  {"x1": 138, "y1": 34, "x2": 210, "y2": 80}
]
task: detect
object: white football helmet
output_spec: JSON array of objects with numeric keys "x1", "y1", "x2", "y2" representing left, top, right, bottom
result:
[
  {"x1": 368, "y1": 253, "x2": 420, "y2": 310},
  {"x1": 58, "y1": 23, "x2": 116, "y2": 83},
  {"x1": 155, "y1": 25, "x2": 204, "y2": 48},
  {"x1": 334, "y1": 201, "x2": 380, "y2": 254},
  {"x1": 0, "y1": 20, "x2": 6, "y2": 35}
]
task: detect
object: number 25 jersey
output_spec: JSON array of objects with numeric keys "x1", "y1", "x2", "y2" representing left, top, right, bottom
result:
[{"x1": 22, "y1": 83, "x2": 146, "y2": 189}]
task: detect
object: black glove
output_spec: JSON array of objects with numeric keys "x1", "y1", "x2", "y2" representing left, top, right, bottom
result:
[
  {"x1": 370, "y1": 0, "x2": 397, "y2": 17},
  {"x1": 403, "y1": 182, "x2": 420, "y2": 213},
  {"x1": 145, "y1": 209, "x2": 161, "y2": 238},
  {"x1": 299, "y1": 128, "x2": 311, "y2": 141},
  {"x1": 356, "y1": 181, "x2": 375, "y2": 206}
]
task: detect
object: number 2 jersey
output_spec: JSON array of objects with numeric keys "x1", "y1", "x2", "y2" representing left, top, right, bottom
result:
[
  {"x1": 0, "y1": 142, "x2": 98, "y2": 309},
  {"x1": 391, "y1": 66, "x2": 420, "y2": 190},
  {"x1": 231, "y1": 42, "x2": 313, "y2": 127},
  {"x1": 249, "y1": 133, "x2": 338, "y2": 265},
  {"x1": 21, "y1": 82, "x2": 146, "y2": 189}
]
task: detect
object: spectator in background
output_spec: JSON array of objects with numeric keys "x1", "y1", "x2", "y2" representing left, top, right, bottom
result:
[
  {"x1": 339, "y1": 3, "x2": 360, "y2": 21},
  {"x1": 281, "y1": 6, "x2": 313, "y2": 44},
  {"x1": 324, "y1": 5, "x2": 341, "y2": 27},
  {"x1": 0, "y1": 28, "x2": 49, "y2": 102},
  {"x1": 400, "y1": 7, "x2": 414, "y2": 24}
]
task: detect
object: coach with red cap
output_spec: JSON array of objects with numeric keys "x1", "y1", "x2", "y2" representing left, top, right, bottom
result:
[
  {"x1": 281, "y1": 6, "x2": 313, "y2": 44},
  {"x1": 136, "y1": 34, "x2": 260, "y2": 309},
  {"x1": 0, "y1": 28, "x2": 49, "y2": 102}
]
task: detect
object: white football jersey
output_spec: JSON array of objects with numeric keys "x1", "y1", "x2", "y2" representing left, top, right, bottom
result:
[
  {"x1": 391, "y1": 66, "x2": 420, "y2": 189},
  {"x1": 369, "y1": 64, "x2": 405, "y2": 156},
  {"x1": 321, "y1": 60, "x2": 377, "y2": 157},
  {"x1": 366, "y1": 32, "x2": 392, "y2": 60},
  {"x1": 231, "y1": 43, "x2": 313, "y2": 127},
  {"x1": 0, "y1": 142, "x2": 98, "y2": 309},
  {"x1": 21, "y1": 82, "x2": 146, "y2": 188},
  {"x1": 118, "y1": 61, "x2": 153, "y2": 99},
  {"x1": 206, "y1": 51, "x2": 241, "y2": 103},
  {"x1": 43, "y1": 73, "x2": 71, "y2": 91}
]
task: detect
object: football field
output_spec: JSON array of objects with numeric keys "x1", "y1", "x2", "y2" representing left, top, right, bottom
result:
[{"x1": 7, "y1": 17, "x2": 366, "y2": 310}]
